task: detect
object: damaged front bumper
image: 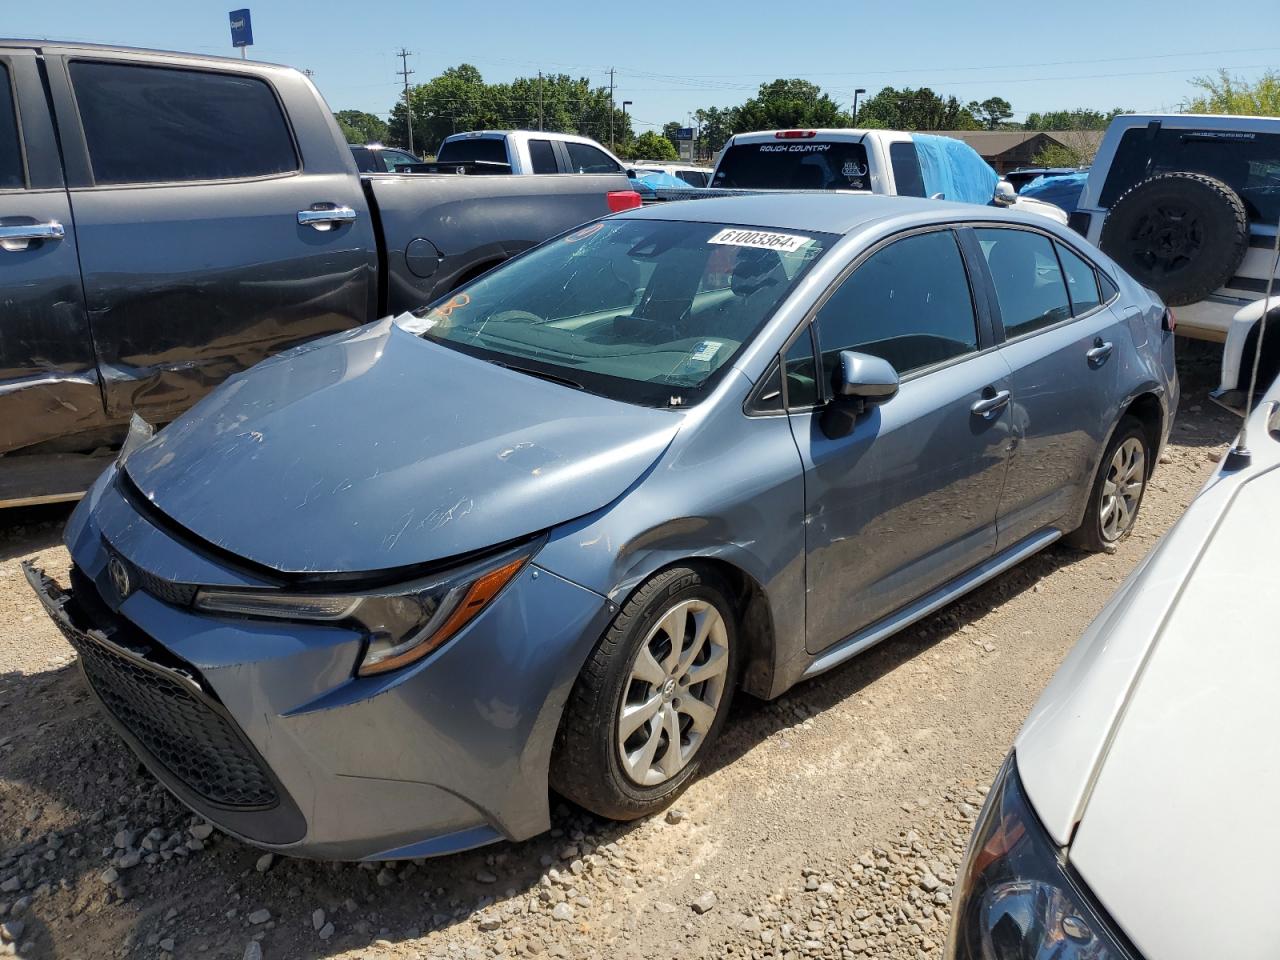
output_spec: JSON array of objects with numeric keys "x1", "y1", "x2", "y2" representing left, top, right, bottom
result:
[{"x1": 27, "y1": 470, "x2": 614, "y2": 861}]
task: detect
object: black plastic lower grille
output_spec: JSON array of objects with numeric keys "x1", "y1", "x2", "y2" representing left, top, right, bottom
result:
[{"x1": 65, "y1": 628, "x2": 278, "y2": 809}]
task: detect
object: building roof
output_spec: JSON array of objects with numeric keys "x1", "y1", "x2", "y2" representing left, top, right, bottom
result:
[{"x1": 935, "y1": 129, "x2": 1105, "y2": 157}]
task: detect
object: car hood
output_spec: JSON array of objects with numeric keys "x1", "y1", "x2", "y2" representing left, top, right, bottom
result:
[
  {"x1": 123, "y1": 319, "x2": 682, "y2": 575},
  {"x1": 1018, "y1": 457, "x2": 1280, "y2": 960}
]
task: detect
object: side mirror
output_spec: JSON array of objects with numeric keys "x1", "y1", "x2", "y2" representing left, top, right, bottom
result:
[
  {"x1": 992, "y1": 180, "x2": 1017, "y2": 206},
  {"x1": 821, "y1": 351, "x2": 899, "y2": 439},
  {"x1": 626, "y1": 168, "x2": 638, "y2": 178}
]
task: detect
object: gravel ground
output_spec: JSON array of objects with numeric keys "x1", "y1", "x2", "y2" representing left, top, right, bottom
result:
[{"x1": 0, "y1": 343, "x2": 1239, "y2": 960}]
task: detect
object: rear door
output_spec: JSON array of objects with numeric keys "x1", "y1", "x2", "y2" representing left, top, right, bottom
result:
[
  {"x1": 0, "y1": 49, "x2": 102, "y2": 455},
  {"x1": 46, "y1": 51, "x2": 377, "y2": 424},
  {"x1": 970, "y1": 226, "x2": 1127, "y2": 546}
]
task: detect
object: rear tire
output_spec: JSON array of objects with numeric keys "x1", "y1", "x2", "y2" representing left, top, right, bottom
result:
[
  {"x1": 1099, "y1": 172, "x2": 1248, "y2": 307},
  {"x1": 551, "y1": 565, "x2": 738, "y2": 821},
  {"x1": 1067, "y1": 416, "x2": 1150, "y2": 553}
]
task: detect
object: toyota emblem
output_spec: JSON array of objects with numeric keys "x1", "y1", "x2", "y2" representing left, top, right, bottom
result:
[{"x1": 108, "y1": 556, "x2": 133, "y2": 600}]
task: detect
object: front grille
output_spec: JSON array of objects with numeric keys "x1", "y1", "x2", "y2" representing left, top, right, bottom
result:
[
  {"x1": 133, "y1": 565, "x2": 198, "y2": 607},
  {"x1": 64, "y1": 627, "x2": 278, "y2": 809}
]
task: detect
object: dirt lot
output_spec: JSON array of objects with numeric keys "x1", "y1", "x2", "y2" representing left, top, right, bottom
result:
[{"x1": 0, "y1": 345, "x2": 1239, "y2": 960}]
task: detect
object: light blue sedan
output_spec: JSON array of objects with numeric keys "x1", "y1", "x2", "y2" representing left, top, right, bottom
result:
[{"x1": 26, "y1": 194, "x2": 1176, "y2": 860}]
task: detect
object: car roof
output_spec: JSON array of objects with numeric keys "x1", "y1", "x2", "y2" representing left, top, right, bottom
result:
[
  {"x1": 616, "y1": 192, "x2": 1024, "y2": 235},
  {"x1": 0, "y1": 38, "x2": 292, "y2": 69}
]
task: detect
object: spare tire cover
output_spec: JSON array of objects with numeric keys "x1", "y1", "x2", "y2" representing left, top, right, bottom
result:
[{"x1": 1099, "y1": 171, "x2": 1248, "y2": 306}]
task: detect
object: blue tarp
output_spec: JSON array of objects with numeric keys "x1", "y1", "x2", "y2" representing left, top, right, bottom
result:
[
  {"x1": 913, "y1": 133, "x2": 1000, "y2": 206},
  {"x1": 1020, "y1": 171, "x2": 1089, "y2": 213},
  {"x1": 629, "y1": 169, "x2": 692, "y2": 200}
]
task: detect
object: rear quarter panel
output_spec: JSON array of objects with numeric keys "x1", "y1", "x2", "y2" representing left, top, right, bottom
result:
[{"x1": 367, "y1": 172, "x2": 628, "y2": 310}]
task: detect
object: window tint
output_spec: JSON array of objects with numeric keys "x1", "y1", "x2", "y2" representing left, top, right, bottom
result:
[
  {"x1": 0, "y1": 64, "x2": 23, "y2": 189},
  {"x1": 1101, "y1": 126, "x2": 1280, "y2": 224},
  {"x1": 349, "y1": 145, "x2": 378, "y2": 172},
  {"x1": 784, "y1": 328, "x2": 819, "y2": 407},
  {"x1": 889, "y1": 142, "x2": 926, "y2": 197},
  {"x1": 381, "y1": 149, "x2": 418, "y2": 171},
  {"x1": 752, "y1": 361, "x2": 785, "y2": 414},
  {"x1": 1099, "y1": 271, "x2": 1119, "y2": 302},
  {"x1": 714, "y1": 141, "x2": 870, "y2": 190},
  {"x1": 813, "y1": 230, "x2": 978, "y2": 380},
  {"x1": 676, "y1": 169, "x2": 708, "y2": 187},
  {"x1": 565, "y1": 141, "x2": 620, "y2": 174},
  {"x1": 975, "y1": 228, "x2": 1072, "y2": 338},
  {"x1": 70, "y1": 62, "x2": 296, "y2": 185},
  {"x1": 1055, "y1": 243, "x2": 1101, "y2": 314},
  {"x1": 435, "y1": 137, "x2": 509, "y2": 166},
  {"x1": 528, "y1": 139, "x2": 559, "y2": 174}
]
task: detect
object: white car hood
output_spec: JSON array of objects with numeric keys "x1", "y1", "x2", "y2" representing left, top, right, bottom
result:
[
  {"x1": 1011, "y1": 194, "x2": 1068, "y2": 224},
  {"x1": 1064, "y1": 466, "x2": 1280, "y2": 960}
]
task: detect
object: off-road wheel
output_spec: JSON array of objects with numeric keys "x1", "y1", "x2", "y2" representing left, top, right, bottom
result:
[
  {"x1": 550, "y1": 565, "x2": 738, "y2": 820},
  {"x1": 1100, "y1": 172, "x2": 1248, "y2": 307}
]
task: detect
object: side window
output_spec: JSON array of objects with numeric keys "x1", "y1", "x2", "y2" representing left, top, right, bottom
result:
[
  {"x1": 677, "y1": 170, "x2": 708, "y2": 187},
  {"x1": 889, "y1": 142, "x2": 926, "y2": 198},
  {"x1": 0, "y1": 64, "x2": 24, "y2": 189},
  {"x1": 975, "y1": 228, "x2": 1072, "y2": 338},
  {"x1": 784, "y1": 328, "x2": 819, "y2": 408},
  {"x1": 528, "y1": 139, "x2": 559, "y2": 174},
  {"x1": 813, "y1": 230, "x2": 978, "y2": 381},
  {"x1": 565, "y1": 142, "x2": 621, "y2": 174},
  {"x1": 69, "y1": 61, "x2": 297, "y2": 185},
  {"x1": 1099, "y1": 271, "x2": 1119, "y2": 302},
  {"x1": 1055, "y1": 242, "x2": 1102, "y2": 315}
]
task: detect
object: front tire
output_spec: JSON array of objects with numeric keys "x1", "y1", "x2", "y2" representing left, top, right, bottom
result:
[
  {"x1": 1067, "y1": 416, "x2": 1150, "y2": 553},
  {"x1": 551, "y1": 565, "x2": 738, "y2": 821}
]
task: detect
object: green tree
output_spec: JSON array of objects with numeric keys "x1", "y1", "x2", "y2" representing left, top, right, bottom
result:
[
  {"x1": 629, "y1": 131, "x2": 678, "y2": 161},
  {"x1": 1032, "y1": 143, "x2": 1085, "y2": 167},
  {"x1": 857, "y1": 86, "x2": 979, "y2": 130},
  {"x1": 732, "y1": 79, "x2": 847, "y2": 132},
  {"x1": 1185, "y1": 69, "x2": 1280, "y2": 115},
  {"x1": 694, "y1": 106, "x2": 736, "y2": 154},
  {"x1": 662, "y1": 121, "x2": 684, "y2": 151},
  {"x1": 1023, "y1": 108, "x2": 1126, "y2": 130},
  {"x1": 335, "y1": 109, "x2": 389, "y2": 145},
  {"x1": 967, "y1": 97, "x2": 1013, "y2": 130}
]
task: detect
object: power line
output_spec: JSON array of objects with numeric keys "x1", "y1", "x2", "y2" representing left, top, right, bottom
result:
[{"x1": 396, "y1": 48, "x2": 415, "y2": 155}]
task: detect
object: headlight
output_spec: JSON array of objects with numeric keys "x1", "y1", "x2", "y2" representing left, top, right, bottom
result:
[
  {"x1": 194, "y1": 545, "x2": 533, "y2": 676},
  {"x1": 946, "y1": 754, "x2": 1138, "y2": 960}
]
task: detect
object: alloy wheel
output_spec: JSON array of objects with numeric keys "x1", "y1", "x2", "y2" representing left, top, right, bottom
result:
[
  {"x1": 1100, "y1": 437, "x2": 1146, "y2": 542},
  {"x1": 616, "y1": 598, "x2": 729, "y2": 787}
]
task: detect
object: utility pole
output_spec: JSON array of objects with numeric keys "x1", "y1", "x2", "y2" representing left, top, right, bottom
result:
[
  {"x1": 396, "y1": 48, "x2": 415, "y2": 156},
  {"x1": 538, "y1": 71, "x2": 544, "y2": 131},
  {"x1": 608, "y1": 67, "x2": 615, "y2": 151}
]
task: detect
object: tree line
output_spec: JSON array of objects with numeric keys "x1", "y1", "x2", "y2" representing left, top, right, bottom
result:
[{"x1": 335, "y1": 65, "x2": 1280, "y2": 166}]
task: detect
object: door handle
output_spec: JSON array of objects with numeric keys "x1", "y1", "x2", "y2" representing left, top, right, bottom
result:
[
  {"x1": 971, "y1": 388, "x2": 1011, "y2": 419},
  {"x1": 0, "y1": 220, "x2": 65, "y2": 252},
  {"x1": 297, "y1": 205, "x2": 358, "y2": 231},
  {"x1": 1086, "y1": 339, "x2": 1114, "y2": 364}
]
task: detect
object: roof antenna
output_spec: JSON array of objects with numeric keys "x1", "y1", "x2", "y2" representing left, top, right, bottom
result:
[{"x1": 1222, "y1": 211, "x2": 1280, "y2": 470}]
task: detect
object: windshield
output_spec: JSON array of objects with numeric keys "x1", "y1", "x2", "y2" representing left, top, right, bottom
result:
[
  {"x1": 407, "y1": 218, "x2": 836, "y2": 407},
  {"x1": 713, "y1": 140, "x2": 871, "y2": 190}
]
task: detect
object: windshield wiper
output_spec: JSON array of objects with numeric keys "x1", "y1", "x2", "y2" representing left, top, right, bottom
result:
[{"x1": 489, "y1": 360, "x2": 584, "y2": 391}]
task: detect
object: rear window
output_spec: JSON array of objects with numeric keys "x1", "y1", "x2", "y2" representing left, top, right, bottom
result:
[
  {"x1": 70, "y1": 61, "x2": 297, "y2": 185},
  {"x1": 436, "y1": 137, "x2": 509, "y2": 166},
  {"x1": 1101, "y1": 126, "x2": 1280, "y2": 224},
  {"x1": 713, "y1": 140, "x2": 871, "y2": 191},
  {"x1": 0, "y1": 64, "x2": 23, "y2": 189}
]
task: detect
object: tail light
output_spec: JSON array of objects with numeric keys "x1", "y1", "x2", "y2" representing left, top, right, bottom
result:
[
  {"x1": 606, "y1": 190, "x2": 642, "y2": 212},
  {"x1": 775, "y1": 130, "x2": 817, "y2": 139},
  {"x1": 1163, "y1": 307, "x2": 1176, "y2": 332}
]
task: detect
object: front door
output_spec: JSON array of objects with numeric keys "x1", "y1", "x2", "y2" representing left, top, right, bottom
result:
[
  {"x1": 0, "y1": 51, "x2": 100, "y2": 455},
  {"x1": 786, "y1": 228, "x2": 1013, "y2": 655},
  {"x1": 969, "y1": 227, "x2": 1126, "y2": 546},
  {"x1": 47, "y1": 52, "x2": 378, "y2": 425}
]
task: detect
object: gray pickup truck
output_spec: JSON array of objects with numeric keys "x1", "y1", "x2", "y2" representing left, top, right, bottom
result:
[{"x1": 0, "y1": 41, "x2": 638, "y2": 505}]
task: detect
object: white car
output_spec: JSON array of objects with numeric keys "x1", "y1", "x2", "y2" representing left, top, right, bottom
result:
[
  {"x1": 1071, "y1": 114, "x2": 1280, "y2": 405},
  {"x1": 631, "y1": 162, "x2": 714, "y2": 187},
  {"x1": 694, "y1": 128, "x2": 1068, "y2": 224},
  {"x1": 946, "y1": 369, "x2": 1279, "y2": 959},
  {"x1": 433, "y1": 130, "x2": 626, "y2": 176}
]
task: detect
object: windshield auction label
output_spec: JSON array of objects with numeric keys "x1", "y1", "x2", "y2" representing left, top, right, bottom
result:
[{"x1": 708, "y1": 228, "x2": 811, "y2": 253}]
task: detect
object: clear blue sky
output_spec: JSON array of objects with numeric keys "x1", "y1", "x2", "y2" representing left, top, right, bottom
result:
[{"x1": 7, "y1": 0, "x2": 1279, "y2": 132}]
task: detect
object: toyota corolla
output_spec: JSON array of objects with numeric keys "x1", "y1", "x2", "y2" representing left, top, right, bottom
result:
[{"x1": 26, "y1": 194, "x2": 1176, "y2": 860}]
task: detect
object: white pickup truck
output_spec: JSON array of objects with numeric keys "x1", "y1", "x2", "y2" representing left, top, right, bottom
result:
[
  {"x1": 656, "y1": 128, "x2": 1067, "y2": 223},
  {"x1": 425, "y1": 130, "x2": 628, "y2": 176}
]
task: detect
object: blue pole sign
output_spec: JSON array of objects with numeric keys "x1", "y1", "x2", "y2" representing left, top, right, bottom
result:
[
  {"x1": 229, "y1": 9, "x2": 253, "y2": 48},
  {"x1": 676, "y1": 127, "x2": 694, "y2": 141}
]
